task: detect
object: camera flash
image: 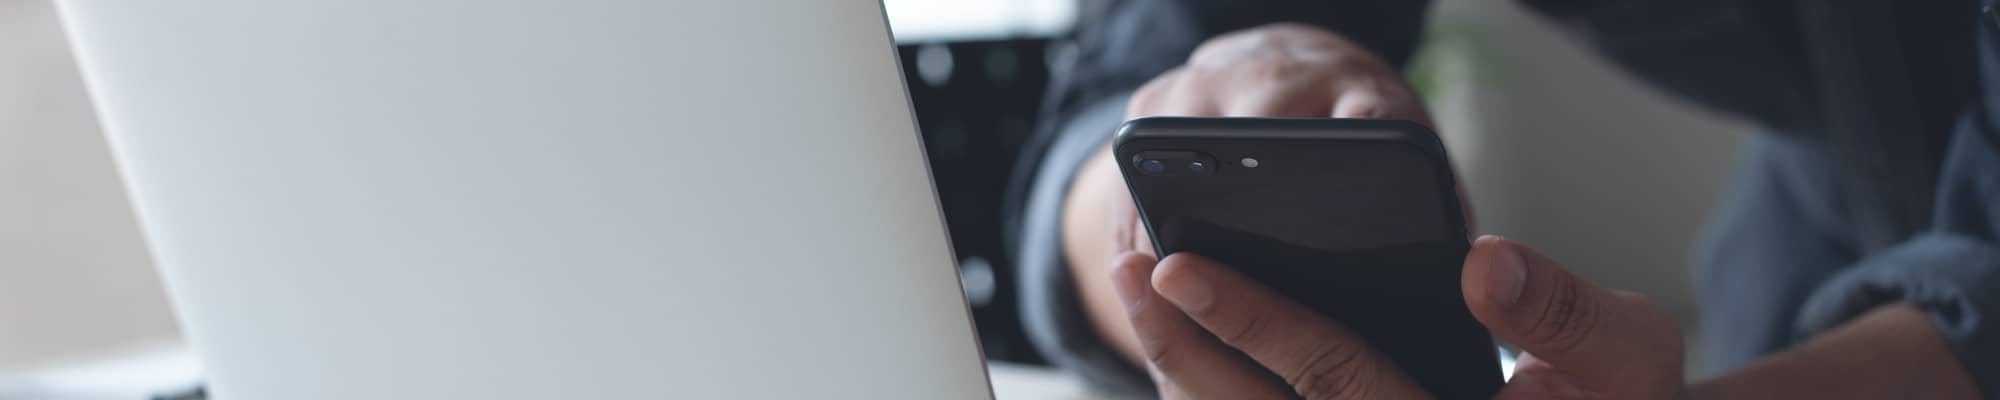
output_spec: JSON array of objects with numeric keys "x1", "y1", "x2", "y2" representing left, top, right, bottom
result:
[{"x1": 1240, "y1": 157, "x2": 1260, "y2": 168}]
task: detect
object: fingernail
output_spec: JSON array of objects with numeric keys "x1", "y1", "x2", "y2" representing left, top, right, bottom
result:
[
  {"x1": 1112, "y1": 260, "x2": 1144, "y2": 310},
  {"x1": 1153, "y1": 259, "x2": 1215, "y2": 312},
  {"x1": 1484, "y1": 237, "x2": 1527, "y2": 308}
]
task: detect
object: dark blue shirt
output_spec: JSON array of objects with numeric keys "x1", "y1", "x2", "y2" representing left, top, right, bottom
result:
[{"x1": 1006, "y1": 0, "x2": 2000, "y2": 397}]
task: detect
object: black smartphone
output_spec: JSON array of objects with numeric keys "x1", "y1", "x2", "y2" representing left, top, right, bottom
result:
[{"x1": 1114, "y1": 117, "x2": 1502, "y2": 399}]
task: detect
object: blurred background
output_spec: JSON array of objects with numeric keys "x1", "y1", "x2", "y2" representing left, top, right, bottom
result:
[{"x1": 1, "y1": 0, "x2": 1747, "y2": 398}]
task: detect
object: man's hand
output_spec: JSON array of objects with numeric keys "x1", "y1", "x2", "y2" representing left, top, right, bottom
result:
[
  {"x1": 1109, "y1": 236, "x2": 1688, "y2": 399},
  {"x1": 1464, "y1": 237, "x2": 1686, "y2": 400},
  {"x1": 1125, "y1": 23, "x2": 1432, "y2": 123},
  {"x1": 1062, "y1": 23, "x2": 1436, "y2": 367}
]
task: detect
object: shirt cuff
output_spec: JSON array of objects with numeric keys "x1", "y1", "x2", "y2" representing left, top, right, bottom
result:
[{"x1": 1795, "y1": 234, "x2": 2000, "y2": 399}]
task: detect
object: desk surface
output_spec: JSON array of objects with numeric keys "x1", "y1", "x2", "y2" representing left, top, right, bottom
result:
[
  {"x1": 0, "y1": 340, "x2": 1102, "y2": 400},
  {"x1": 989, "y1": 362, "x2": 1101, "y2": 400}
]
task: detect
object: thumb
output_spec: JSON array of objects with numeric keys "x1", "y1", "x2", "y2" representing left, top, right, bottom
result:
[{"x1": 1461, "y1": 236, "x2": 1683, "y2": 392}]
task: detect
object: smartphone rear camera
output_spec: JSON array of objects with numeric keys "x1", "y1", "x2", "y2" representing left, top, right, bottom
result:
[
  {"x1": 1139, "y1": 159, "x2": 1168, "y2": 174},
  {"x1": 1187, "y1": 161, "x2": 1210, "y2": 174}
]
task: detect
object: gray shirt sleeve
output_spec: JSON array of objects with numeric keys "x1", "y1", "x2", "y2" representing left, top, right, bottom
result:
[
  {"x1": 1014, "y1": 95, "x2": 1156, "y2": 398},
  {"x1": 1794, "y1": 112, "x2": 2000, "y2": 399}
]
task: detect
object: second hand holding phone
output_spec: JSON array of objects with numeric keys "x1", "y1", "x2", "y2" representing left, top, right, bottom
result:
[{"x1": 1114, "y1": 117, "x2": 1503, "y2": 399}]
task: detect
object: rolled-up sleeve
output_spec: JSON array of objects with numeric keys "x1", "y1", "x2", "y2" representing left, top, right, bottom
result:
[
  {"x1": 1794, "y1": 111, "x2": 2000, "y2": 397},
  {"x1": 1794, "y1": 234, "x2": 2000, "y2": 395}
]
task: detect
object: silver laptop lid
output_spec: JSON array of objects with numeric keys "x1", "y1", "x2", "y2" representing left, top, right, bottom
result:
[{"x1": 55, "y1": 1, "x2": 992, "y2": 398}]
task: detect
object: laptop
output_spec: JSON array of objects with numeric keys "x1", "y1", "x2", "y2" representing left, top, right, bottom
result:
[{"x1": 54, "y1": 0, "x2": 994, "y2": 398}]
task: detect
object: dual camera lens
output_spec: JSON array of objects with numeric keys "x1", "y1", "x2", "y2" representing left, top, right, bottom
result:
[
  {"x1": 1136, "y1": 159, "x2": 1206, "y2": 174},
  {"x1": 1132, "y1": 150, "x2": 1221, "y2": 176}
]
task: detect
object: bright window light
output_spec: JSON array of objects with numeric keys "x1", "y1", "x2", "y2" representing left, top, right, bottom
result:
[{"x1": 884, "y1": 0, "x2": 1078, "y2": 42}]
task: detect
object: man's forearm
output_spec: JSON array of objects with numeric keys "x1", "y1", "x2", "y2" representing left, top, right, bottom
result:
[
  {"x1": 1689, "y1": 303, "x2": 1980, "y2": 400},
  {"x1": 1062, "y1": 145, "x2": 1150, "y2": 368}
]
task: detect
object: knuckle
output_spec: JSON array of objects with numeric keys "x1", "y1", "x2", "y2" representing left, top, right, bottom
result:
[
  {"x1": 1339, "y1": 103, "x2": 1384, "y2": 119},
  {"x1": 1214, "y1": 311, "x2": 1275, "y2": 347},
  {"x1": 1142, "y1": 340, "x2": 1184, "y2": 372},
  {"x1": 1128, "y1": 69, "x2": 1183, "y2": 115},
  {"x1": 1342, "y1": 78, "x2": 1388, "y2": 94},
  {"x1": 1525, "y1": 276, "x2": 1602, "y2": 354},
  {"x1": 1191, "y1": 30, "x2": 1262, "y2": 62},
  {"x1": 1289, "y1": 342, "x2": 1371, "y2": 400},
  {"x1": 1236, "y1": 59, "x2": 1302, "y2": 82}
]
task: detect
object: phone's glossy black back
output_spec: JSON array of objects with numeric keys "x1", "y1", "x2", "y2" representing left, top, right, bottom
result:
[{"x1": 1114, "y1": 117, "x2": 1502, "y2": 399}]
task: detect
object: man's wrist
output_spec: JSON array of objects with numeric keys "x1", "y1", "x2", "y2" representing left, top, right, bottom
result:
[{"x1": 1687, "y1": 304, "x2": 1979, "y2": 400}]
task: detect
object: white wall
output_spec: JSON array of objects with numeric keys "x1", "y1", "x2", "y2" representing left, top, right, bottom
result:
[
  {"x1": 1428, "y1": 0, "x2": 1751, "y2": 329},
  {"x1": 0, "y1": 0, "x2": 182, "y2": 375}
]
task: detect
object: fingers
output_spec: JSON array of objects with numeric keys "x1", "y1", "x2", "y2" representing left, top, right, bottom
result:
[
  {"x1": 1224, "y1": 84, "x2": 1335, "y2": 117},
  {"x1": 1127, "y1": 68, "x2": 1219, "y2": 118},
  {"x1": 1110, "y1": 252, "x2": 1292, "y2": 399},
  {"x1": 1130, "y1": 62, "x2": 1433, "y2": 124},
  {"x1": 1460, "y1": 236, "x2": 1683, "y2": 392},
  {"x1": 1130, "y1": 22, "x2": 1439, "y2": 126},
  {"x1": 1150, "y1": 253, "x2": 1431, "y2": 400},
  {"x1": 1330, "y1": 84, "x2": 1433, "y2": 128}
]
